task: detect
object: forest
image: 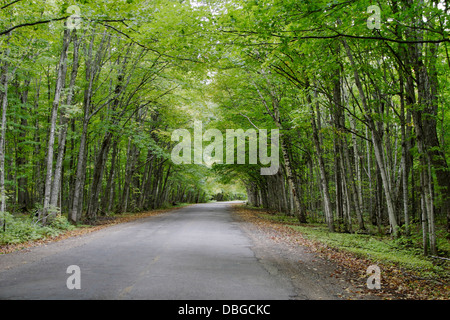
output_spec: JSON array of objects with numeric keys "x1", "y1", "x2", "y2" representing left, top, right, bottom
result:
[{"x1": 0, "y1": 0, "x2": 449, "y2": 259}]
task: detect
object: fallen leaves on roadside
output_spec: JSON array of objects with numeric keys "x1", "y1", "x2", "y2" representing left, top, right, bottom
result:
[{"x1": 232, "y1": 204, "x2": 449, "y2": 300}]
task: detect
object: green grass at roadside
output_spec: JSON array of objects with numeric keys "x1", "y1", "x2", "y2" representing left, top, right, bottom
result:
[{"x1": 260, "y1": 213, "x2": 449, "y2": 279}]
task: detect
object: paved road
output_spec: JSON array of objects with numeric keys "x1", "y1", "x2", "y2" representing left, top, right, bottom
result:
[{"x1": 0, "y1": 202, "x2": 297, "y2": 300}]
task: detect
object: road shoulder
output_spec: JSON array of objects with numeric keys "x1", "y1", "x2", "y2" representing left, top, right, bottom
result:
[{"x1": 231, "y1": 204, "x2": 381, "y2": 300}]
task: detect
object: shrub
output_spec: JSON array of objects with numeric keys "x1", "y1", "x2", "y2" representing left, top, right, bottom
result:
[{"x1": 0, "y1": 212, "x2": 74, "y2": 246}]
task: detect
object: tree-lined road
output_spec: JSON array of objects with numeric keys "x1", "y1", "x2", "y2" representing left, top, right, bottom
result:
[{"x1": 1, "y1": 1, "x2": 448, "y2": 288}]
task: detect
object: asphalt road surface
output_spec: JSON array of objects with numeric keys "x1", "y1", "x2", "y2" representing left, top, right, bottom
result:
[{"x1": 0, "y1": 202, "x2": 368, "y2": 300}]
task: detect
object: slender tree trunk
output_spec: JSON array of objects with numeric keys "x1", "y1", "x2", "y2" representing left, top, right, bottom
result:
[
  {"x1": 330, "y1": 70, "x2": 345, "y2": 232},
  {"x1": 350, "y1": 117, "x2": 365, "y2": 227},
  {"x1": 50, "y1": 30, "x2": 79, "y2": 209},
  {"x1": 342, "y1": 135, "x2": 365, "y2": 231},
  {"x1": 308, "y1": 89, "x2": 334, "y2": 231},
  {"x1": 32, "y1": 76, "x2": 43, "y2": 205},
  {"x1": 16, "y1": 77, "x2": 32, "y2": 212},
  {"x1": 0, "y1": 48, "x2": 10, "y2": 217},
  {"x1": 420, "y1": 168, "x2": 429, "y2": 256},
  {"x1": 426, "y1": 157, "x2": 436, "y2": 255},
  {"x1": 121, "y1": 139, "x2": 139, "y2": 213},
  {"x1": 41, "y1": 28, "x2": 71, "y2": 224},
  {"x1": 138, "y1": 149, "x2": 154, "y2": 210},
  {"x1": 158, "y1": 164, "x2": 172, "y2": 207},
  {"x1": 340, "y1": 159, "x2": 353, "y2": 232},
  {"x1": 333, "y1": 118, "x2": 344, "y2": 231},
  {"x1": 141, "y1": 152, "x2": 155, "y2": 210},
  {"x1": 69, "y1": 30, "x2": 108, "y2": 223},
  {"x1": 86, "y1": 131, "x2": 112, "y2": 220},
  {"x1": 102, "y1": 138, "x2": 118, "y2": 214},
  {"x1": 399, "y1": 76, "x2": 410, "y2": 235}
]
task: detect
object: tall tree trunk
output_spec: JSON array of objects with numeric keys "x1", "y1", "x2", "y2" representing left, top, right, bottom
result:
[
  {"x1": 350, "y1": 116, "x2": 365, "y2": 228},
  {"x1": 16, "y1": 77, "x2": 32, "y2": 212},
  {"x1": 137, "y1": 149, "x2": 154, "y2": 210},
  {"x1": 308, "y1": 88, "x2": 334, "y2": 231},
  {"x1": 420, "y1": 179, "x2": 428, "y2": 256},
  {"x1": 0, "y1": 48, "x2": 10, "y2": 217},
  {"x1": 342, "y1": 135, "x2": 366, "y2": 231},
  {"x1": 121, "y1": 139, "x2": 139, "y2": 213},
  {"x1": 141, "y1": 151, "x2": 155, "y2": 210},
  {"x1": 50, "y1": 30, "x2": 79, "y2": 209},
  {"x1": 41, "y1": 28, "x2": 71, "y2": 224},
  {"x1": 32, "y1": 76, "x2": 43, "y2": 205},
  {"x1": 333, "y1": 117, "x2": 344, "y2": 231},
  {"x1": 69, "y1": 33, "x2": 95, "y2": 224},
  {"x1": 399, "y1": 76, "x2": 410, "y2": 235},
  {"x1": 102, "y1": 138, "x2": 118, "y2": 214},
  {"x1": 86, "y1": 131, "x2": 112, "y2": 220}
]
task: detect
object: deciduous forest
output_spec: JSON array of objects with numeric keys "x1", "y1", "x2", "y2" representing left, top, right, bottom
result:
[{"x1": 1, "y1": 0, "x2": 449, "y2": 261}]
